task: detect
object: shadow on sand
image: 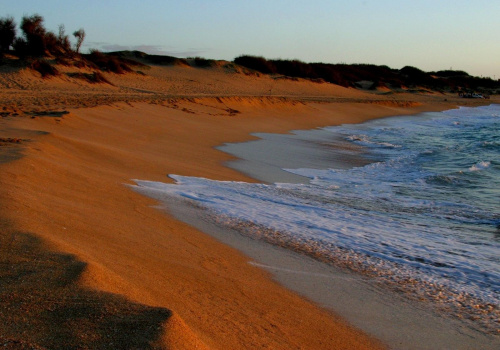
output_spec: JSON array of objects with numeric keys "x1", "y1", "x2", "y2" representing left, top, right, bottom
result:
[{"x1": 0, "y1": 224, "x2": 171, "y2": 349}]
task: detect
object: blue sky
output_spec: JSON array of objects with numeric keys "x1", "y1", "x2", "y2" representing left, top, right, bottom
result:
[{"x1": 2, "y1": 0, "x2": 498, "y2": 78}]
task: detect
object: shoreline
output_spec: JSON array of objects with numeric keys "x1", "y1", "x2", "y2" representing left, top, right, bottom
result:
[
  {"x1": 147, "y1": 106, "x2": 499, "y2": 350},
  {"x1": 1, "y1": 69, "x2": 498, "y2": 348},
  {"x1": 158, "y1": 193, "x2": 498, "y2": 350}
]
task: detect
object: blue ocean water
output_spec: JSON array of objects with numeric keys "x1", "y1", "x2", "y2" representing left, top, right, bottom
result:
[{"x1": 134, "y1": 104, "x2": 500, "y2": 330}]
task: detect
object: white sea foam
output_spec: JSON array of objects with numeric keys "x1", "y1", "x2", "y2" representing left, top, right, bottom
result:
[
  {"x1": 347, "y1": 134, "x2": 402, "y2": 148},
  {"x1": 469, "y1": 161, "x2": 491, "y2": 172},
  {"x1": 133, "y1": 173, "x2": 499, "y2": 305}
]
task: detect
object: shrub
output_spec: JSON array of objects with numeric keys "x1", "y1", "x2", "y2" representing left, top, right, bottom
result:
[
  {"x1": 85, "y1": 49, "x2": 133, "y2": 74},
  {"x1": 21, "y1": 14, "x2": 45, "y2": 37},
  {"x1": 44, "y1": 32, "x2": 59, "y2": 54},
  {"x1": 55, "y1": 56, "x2": 71, "y2": 66},
  {"x1": 15, "y1": 14, "x2": 75, "y2": 58},
  {"x1": 73, "y1": 28, "x2": 85, "y2": 54},
  {"x1": 400, "y1": 66, "x2": 425, "y2": 77},
  {"x1": 72, "y1": 58, "x2": 90, "y2": 68},
  {"x1": 31, "y1": 59, "x2": 59, "y2": 77},
  {"x1": 433, "y1": 70, "x2": 469, "y2": 78},
  {"x1": 43, "y1": 26, "x2": 74, "y2": 57},
  {"x1": 68, "y1": 71, "x2": 112, "y2": 84},
  {"x1": 106, "y1": 57, "x2": 128, "y2": 73},
  {"x1": 234, "y1": 55, "x2": 277, "y2": 74},
  {"x1": 107, "y1": 52, "x2": 146, "y2": 67},
  {"x1": 12, "y1": 37, "x2": 29, "y2": 57},
  {"x1": 193, "y1": 57, "x2": 214, "y2": 67},
  {"x1": 20, "y1": 14, "x2": 47, "y2": 56},
  {"x1": 232, "y1": 54, "x2": 495, "y2": 91},
  {"x1": 273, "y1": 59, "x2": 316, "y2": 79},
  {"x1": 0, "y1": 17, "x2": 16, "y2": 53},
  {"x1": 90, "y1": 71, "x2": 111, "y2": 84},
  {"x1": 135, "y1": 53, "x2": 187, "y2": 66},
  {"x1": 57, "y1": 25, "x2": 72, "y2": 54}
]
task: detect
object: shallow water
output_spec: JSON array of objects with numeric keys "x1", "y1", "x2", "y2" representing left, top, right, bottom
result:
[{"x1": 134, "y1": 104, "x2": 500, "y2": 333}]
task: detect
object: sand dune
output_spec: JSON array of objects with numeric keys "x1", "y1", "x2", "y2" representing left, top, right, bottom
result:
[{"x1": 0, "y1": 62, "x2": 495, "y2": 349}]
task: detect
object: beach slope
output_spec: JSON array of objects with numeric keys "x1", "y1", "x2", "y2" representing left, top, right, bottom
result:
[{"x1": 0, "y1": 63, "x2": 491, "y2": 349}]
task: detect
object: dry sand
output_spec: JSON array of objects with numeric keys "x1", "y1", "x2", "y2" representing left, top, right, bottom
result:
[{"x1": 0, "y1": 62, "x2": 496, "y2": 349}]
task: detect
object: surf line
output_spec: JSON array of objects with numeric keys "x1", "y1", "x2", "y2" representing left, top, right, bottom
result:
[{"x1": 248, "y1": 261, "x2": 360, "y2": 281}]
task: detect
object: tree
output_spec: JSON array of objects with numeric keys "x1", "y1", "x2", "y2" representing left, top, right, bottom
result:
[
  {"x1": 57, "y1": 24, "x2": 71, "y2": 52},
  {"x1": 0, "y1": 16, "x2": 16, "y2": 53},
  {"x1": 73, "y1": 28, "x2": 85, "y2": 54},
  {"x1": 20, "y1": 14, "x2": 47, "y2": 56},
  {"x1": 12, "y1": 37, "x2": 26, "y2": 54}
]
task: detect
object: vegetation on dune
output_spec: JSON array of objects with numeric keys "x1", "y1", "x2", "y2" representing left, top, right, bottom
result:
[
  {"x1": 0, "y1": 13, "x2": 140, "y2": 81},
  {"x1": 85, "y1": 49, "x2": 134, "y2": 74},
  {"x1": 108, "y1": 50, "x2": 189, "y2": 67},
  {"x1": 234, "y1": 55, "x2": 499, "y2": 94},
  {"x1": 10, "y1": 14, "x2": 74, "y2": 58},
  {"x1": 192, "y1": 56, "x2": 215, "y2": 68},
  {"x1": 73, "y1": 28, "x2": 85, "y2": 54},
  {"x1": 0, "y1": 14, "x2": 75, "y2": 62},
  {"x1": 0, "y1": 16, "x2": 16, "y2": 53},
  {"x1": 30, "y1": 58, "x2": 60, "y2": 77},
  {"x1": 0, "y1": 13, "x2": 498, "y2": 94},
  {"x1": 67, "y1": 71, "x2": 113, "y2": 84}
]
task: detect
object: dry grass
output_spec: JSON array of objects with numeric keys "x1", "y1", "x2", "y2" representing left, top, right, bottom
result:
[
  {"x1": 30, "y1": 59, "x2": 59, "y2": 78},
  {"x1": 67, "y1": 71, "x2": 113, "y2": 85}
]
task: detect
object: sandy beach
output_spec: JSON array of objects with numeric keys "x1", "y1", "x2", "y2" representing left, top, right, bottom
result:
[{"x1": 0, "y1": 62, "x2": 496, "y2": 349}]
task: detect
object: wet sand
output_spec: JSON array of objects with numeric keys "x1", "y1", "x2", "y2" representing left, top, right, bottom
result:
[{"x1": 218, "y1": 127, "x2": 374, "y2": 183}]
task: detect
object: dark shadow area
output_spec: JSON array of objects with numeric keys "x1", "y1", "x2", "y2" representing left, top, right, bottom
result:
[
  {"x1": 26, "y1": 111, "x2": 70, "y2": 118},
  {"x1": 0, "y1": 221, "x2": 172, "y2": 349},
  {"x1": 0, "y1": 61, "x2": 26, "y2": 74},
  {"x1": 0, "y1": 144, "x2": 23, "y2": 164},
  {"x1": 0, "y1": 128, "x2": 49, "y2": 165}
]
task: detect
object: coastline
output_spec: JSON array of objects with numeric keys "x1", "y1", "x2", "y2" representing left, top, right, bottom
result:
[
  {"x1": 153, "y1": 106, "x2": 499, "y2": 350},
  {"x1": 1, "y1": 65, "x2": 497, "y2": 348},
  {"x1": 161, "y1": 193, "x2": 498, "y2": 350}
]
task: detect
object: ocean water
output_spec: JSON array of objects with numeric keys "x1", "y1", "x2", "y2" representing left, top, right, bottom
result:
[{"x1": 134, "y1": 104, "x2": 500, "y2": 332}]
